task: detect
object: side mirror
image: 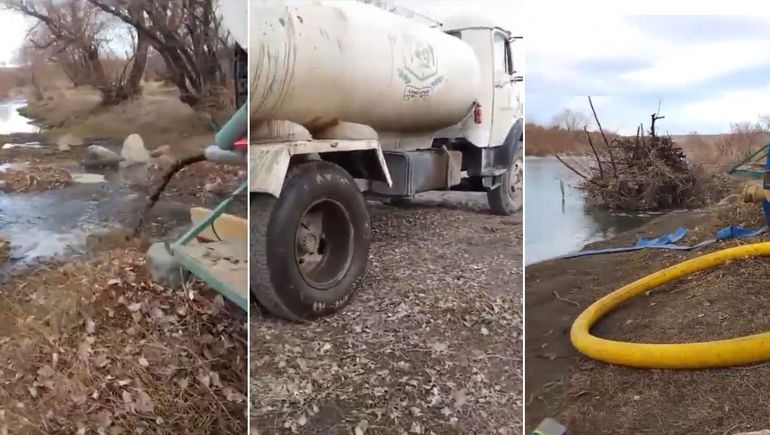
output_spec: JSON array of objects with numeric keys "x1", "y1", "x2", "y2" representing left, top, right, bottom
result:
[{"x1": 512, "y1": 75, "x2": 524, "y2": 83}]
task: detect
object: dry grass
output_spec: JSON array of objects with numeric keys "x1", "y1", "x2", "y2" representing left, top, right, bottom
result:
[
  {"x1": 0, "y1": 64, "x2": 72, "y2": 100},
  {"x1": 677, "y1": 125, "x2": 770, "y2": 167},
  {"x1": 527, "y1": 122, "x2": 770, "y2": 169},
  {"x1": 526, "y1": 199, "x2": 770, "y2": 434},
  {"x1": 0, "y1": 248, "x2": 247, "y2": 433},
  {"x1": 563, "y1": 244, "x2": 770, "y2": 434},
  {"x1": 251, "y1": 204, "x2": 523, "y2": 435},
  {"x1": 20, "y1": 84, "x2": 216, "y2": 155},
  {"x1": 0, "y1": 165, "x2": 73, "y2": 192}
]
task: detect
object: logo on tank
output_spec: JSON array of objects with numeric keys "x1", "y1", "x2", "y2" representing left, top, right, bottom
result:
[{"x1": 397, "y1": 35, "x2": 445, "y2": 101}]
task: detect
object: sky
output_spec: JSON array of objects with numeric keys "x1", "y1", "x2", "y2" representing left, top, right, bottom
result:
[
  {"x1": 525, "y1": 15, "x2": 770, "y2": 135},
  {"x1": 0, "y1": 10, "x2": 28, "y2": 66},
  {"x1": 7, "y1": 4, "x2": 764, "y2": 135}
]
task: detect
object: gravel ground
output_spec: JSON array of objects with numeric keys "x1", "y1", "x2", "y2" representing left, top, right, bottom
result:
[{"x1": 251, "y1": 192, "x2": 523, "y2": 434}]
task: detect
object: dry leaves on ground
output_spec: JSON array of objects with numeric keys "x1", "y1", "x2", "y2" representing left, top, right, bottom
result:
[
  {"x1": 251, "y1": 204, "x2": 523, "y2": 435},
  {"x1": 0, "y1": 248, "x2": 247, "y2": 433}
]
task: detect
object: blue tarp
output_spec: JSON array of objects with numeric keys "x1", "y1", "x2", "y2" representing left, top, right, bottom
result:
[{"x1": 558, "y1": 225, "x2": 768, "y2": 259}]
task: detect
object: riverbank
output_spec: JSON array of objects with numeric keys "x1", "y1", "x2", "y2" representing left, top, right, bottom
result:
[
  {"x1": 0, "y1": 90, "x2": 248, "y2": 432},
  {"x1": 17, "y1": 84, "x2": 216, "y2": 156},
  {"x1": 525, "y1": 198, "x2": 770, "y2": 433}
]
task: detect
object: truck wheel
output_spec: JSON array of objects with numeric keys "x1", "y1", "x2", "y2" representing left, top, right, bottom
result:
[
  {"x1": 250, "y1": 161, "x2": 370, "y2": 321},
  {"x1": 488, "y1": 145, "x2": 523, "y2": 215}
]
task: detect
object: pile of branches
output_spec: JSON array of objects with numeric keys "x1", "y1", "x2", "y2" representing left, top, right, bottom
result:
[{"x1": 557, "y1": 98, "x2": 698, "y2": 211}]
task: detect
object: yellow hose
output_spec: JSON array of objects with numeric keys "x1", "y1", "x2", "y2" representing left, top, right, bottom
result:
[{"x1": 571, "y1": 241, "x2": 770, "y2": 369}]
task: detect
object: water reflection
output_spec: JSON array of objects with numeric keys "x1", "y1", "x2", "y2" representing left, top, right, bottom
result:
[
  {"x1": 525, "y1": 156, "x2": 652, "y2": 264},
  {"x1": 0, "y1": 100, "x2": 39, "y2": 135}
]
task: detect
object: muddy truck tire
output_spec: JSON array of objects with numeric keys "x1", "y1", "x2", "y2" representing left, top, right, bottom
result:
[
  {"x1": 250, "y1": 161, "x2": 371, "y2": 321},
  {"x1": 488, "y1": 144, "x2": 523, "y2": 216}
]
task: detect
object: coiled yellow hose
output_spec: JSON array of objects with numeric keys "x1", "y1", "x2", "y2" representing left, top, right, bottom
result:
[{"x1": 570, "y1": 241, "x2": 770, "y2": 368}]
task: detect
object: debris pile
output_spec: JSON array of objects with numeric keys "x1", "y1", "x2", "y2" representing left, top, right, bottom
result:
[
  {"x1": 0, "y1": 165, "x2": 73, "y2": 192},
  {"x1": 0, "y1": 248, "x2": 247, "y2": 433},
  {"x1": 558, "y1": 98, "x2": 699, "y2": 211}
]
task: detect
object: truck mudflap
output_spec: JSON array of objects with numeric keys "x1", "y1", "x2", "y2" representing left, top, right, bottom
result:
[{"x1": 249, "y1": 140, "x2": 392, "y2": 197}]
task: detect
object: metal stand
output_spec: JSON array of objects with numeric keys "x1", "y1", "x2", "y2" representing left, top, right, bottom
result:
[{"x1": 164, "y1": 180, "x2": 248, "y2": 310}]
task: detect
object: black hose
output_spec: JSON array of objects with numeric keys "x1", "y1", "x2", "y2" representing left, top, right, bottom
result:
[{"x1": 133, "y1": 153, "x2": 206, "y2": 237}]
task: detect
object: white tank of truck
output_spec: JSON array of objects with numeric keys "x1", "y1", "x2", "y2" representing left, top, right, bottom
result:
[
  {"x1": 250, "y1": 0, "x2": 523, "y2": 321},
  {"x1": 251, "y1": 0, "x2": 482, "y2": 133}
]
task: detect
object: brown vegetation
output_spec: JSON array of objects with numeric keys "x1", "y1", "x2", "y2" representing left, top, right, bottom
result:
[
  {"x1": 5, "y1": 0, "x2": 148, "y2": 105},
  {"x1": 20, "y1": 84, "x2": 216, "y2": 154},
  {"x1": 0, "y1": 248, "x2": 247, "y2": 433},
  {"x1": 556, "y1": 100, "x2": 700, "y2": 211},
  {"x1": 5, "y1": 0, "x2": 234, "y2": 111},
  {"x1": 87, "y1": 0, "x2": 234, "y2": 108},
  {"x1": 678, "y1": 123, "x2": 770, "y2": 166},
  {"x1": 0, "y1": 165, "x2": 73, "y2": 192},
  {"x1": 528, "y1": 116, "x2": 770, "y2": 169}
]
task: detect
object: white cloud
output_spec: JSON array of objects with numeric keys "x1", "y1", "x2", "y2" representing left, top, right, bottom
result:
[
  {"x1": 620, "y1": 39, "x2": 770, "y2": 89},
  {"x1": 0, "y1": 11, "x2": 28, "y2": 65},
  {"x1": 525, "y1": 14, "x2": 770, "y2": 133},
  {"x1": 674, "y1": 86, "x2": 770, "y2": 131}
]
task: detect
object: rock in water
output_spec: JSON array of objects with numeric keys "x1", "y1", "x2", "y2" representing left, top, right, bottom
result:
[
  {"x1": 82, "y1": 145, "x2": 122, "y2": 169},
  {"x1": 121, "y1": 134, "x2": 151, "y2": 165}
]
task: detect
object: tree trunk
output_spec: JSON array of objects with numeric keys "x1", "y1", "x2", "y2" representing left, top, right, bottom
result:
[{"x1": 126, "y1": 32, "x2": 150, "y2": 94}]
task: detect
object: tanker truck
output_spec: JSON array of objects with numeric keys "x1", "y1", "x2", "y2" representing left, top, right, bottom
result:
[{"x1": 250, "y1": 0, "x2": 523, "y2": 321}]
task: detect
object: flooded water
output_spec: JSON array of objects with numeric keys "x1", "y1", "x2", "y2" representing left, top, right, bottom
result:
[
  {"x1": 0, "y1": 100, "x2": 39, "y2": 135},
  {"x1": 525, "y1": 156, "x2": 655, "y2": 265},
  {"x1": 0, "y1": 101, "x2": 193, "y2": 271}
]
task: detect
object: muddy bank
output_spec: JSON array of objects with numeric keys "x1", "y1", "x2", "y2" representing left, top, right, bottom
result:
[
  {"x1": 251, "y1": 198, "x2": 523, "y2": 434},
  {"x1": 525, "y1": 199, "x2": 770, "y2": 434},
  {"x1": 18, "y1": 85, "x2": 216, "y2": 156}
]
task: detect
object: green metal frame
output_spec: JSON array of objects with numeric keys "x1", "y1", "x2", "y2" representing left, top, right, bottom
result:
[
  {"x1": 167, "y1": 180, "x2": 248, "y2": 310},
  {"x1": 727, "y1": 142, "x2": 770, "y2": 178}
]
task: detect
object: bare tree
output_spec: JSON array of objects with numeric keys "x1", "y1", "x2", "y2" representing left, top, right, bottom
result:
[
  {"x1": 551, "y1": 108, "x2": 589, "y2": 131},
  {"x1": 4, "y1": 0, "x2": 148, "y2": 104},
  {"x1": 86, "y1": 0, "x2": 231, "y2": 108}
]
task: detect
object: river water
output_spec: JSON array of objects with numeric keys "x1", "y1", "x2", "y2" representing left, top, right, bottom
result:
[
  {"x1": 525, "y1": 156, "x2": 654, "y2": 265},
  {"x1": 0, "y1": 99, "x2": 39, "y2": 135},
  {"x1": 0, "y1": 100, "x2": 192, "y2": 270}
]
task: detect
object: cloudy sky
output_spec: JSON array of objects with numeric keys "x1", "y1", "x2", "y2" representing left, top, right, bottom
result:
[
  {"x1": 525, "y1": 15, "x2": 770, "y2": 134},
  {"x1": 0, "y1": 10, "x2": 28, "y2": 66}
]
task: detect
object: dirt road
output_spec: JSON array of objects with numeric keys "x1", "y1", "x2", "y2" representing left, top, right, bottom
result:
[
  {"x1": 251, "y1": 192, "x2": 523, "y2": 434},
  {"x1": 526, "y1": 200, "x2": 770, "y2": 434}
]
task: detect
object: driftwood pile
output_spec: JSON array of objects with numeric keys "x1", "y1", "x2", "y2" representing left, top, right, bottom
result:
[{"x1": 557, "y1": 98, "x2": 697, "y2": 211}]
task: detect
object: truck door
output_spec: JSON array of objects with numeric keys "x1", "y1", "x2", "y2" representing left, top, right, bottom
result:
[{"x1": 491, "y1": 31, "x2": 515, "y2": 146}]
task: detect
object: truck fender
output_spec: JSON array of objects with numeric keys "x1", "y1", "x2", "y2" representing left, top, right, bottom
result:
[
  {"x1": 249, "y1": 146, "x2": 291, "y2": 197},
  {"x1": 477, "y1": 118, "x2": 524, "y2": 177},
  {"x1": 249, "y1": 141, "x2": 392, "y2": 197},
  {"x1": 500, "y1": 117, "x2": 524, "y2": 162}
]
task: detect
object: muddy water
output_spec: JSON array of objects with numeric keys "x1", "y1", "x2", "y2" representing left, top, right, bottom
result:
[
  {"x1": 525, "y1": 156, "x2": 656, "y2": 265},
  {"x1": 0, "y1": 101, "x2": 192, "y2": 272}
]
